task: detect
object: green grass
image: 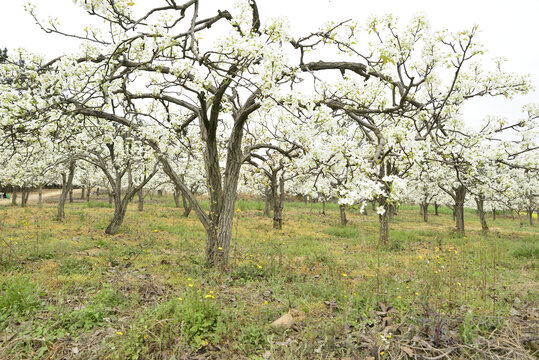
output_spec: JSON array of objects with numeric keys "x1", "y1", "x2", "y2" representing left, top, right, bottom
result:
[{"x1": 0, "y1": 197, "x2": 537, "y2": 359}]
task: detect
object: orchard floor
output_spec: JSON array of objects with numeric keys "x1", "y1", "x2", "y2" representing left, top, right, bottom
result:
[{"x1": 0, "y1": 197, "x2": 537, "y2": 359}]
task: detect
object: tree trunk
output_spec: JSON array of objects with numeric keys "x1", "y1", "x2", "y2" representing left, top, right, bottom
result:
[
  {"x1": 271, "y1": 174, "x2": 284, "y2": 230},
  {"x1": 157, "y1": 189, "x2": 163, "y2": 197},
  {"x1": 138, "y1": 188, "x2": 144, "y2": 211},
  {"x1": 38, "y1": 185, "x2": 43, "y2": 208},
  {"x1": 108, "y1": 192, "x2": 113, "y2": 205},
  {"x1": 181, "y1": 193, "x2": 192, "y2": 217},
  {"x1": 372, "y1": 201, "x2": 376, "y2": 211},
  {"x1": 510, "y1": 209, "x2": 515, "y2": 220},
  {"x1": 173, "y1": 187, "x2": 181, "y2": 208},
  {"x1": 475, "y1": 195, "x2": 488, "y2": 231},
  {"x1": 322, "y1": 200, "x2": 326, "y2": 215},
  {"x1": 11, "y1": 187, "x2": 17, "y2": 206},
  {"x1": 434, "y1": 202, "x2": 439, "y2": 216},
  {"x1": 264, "y1": 188, "x2": 271, "y2": 217},
  {"x1": 339, "y1": 204, "x2": 347, "y2": 225},
  {"x1": 86, "y1": 187, "x2": 91, "y2": 202},
  {"x1": 518, "y1": 212, "x2": 523, "y2": 228},
  {"x1": 379, "y1": 198, "x2": 389, "y2": 245},
  {"x1": 454, "y1": 185, "x2": 466, "y2": 235},
  {"x1": 388, "y1": 203, "x2": 396, "y2": 223},
  {"x1": 304, "y1": 195, "x2": 307, "y2": 208},
  {"x1": 69, "y1": 188, "x2": 74, "y2": 203},
  {"x1": 58, "y1": 161, "x2": 75, "y2": 220},
  {"x1": 528, "y1": 209, "x2": 534, "y2": 226},
  {"x1": 80, "y1": 187, "x2": 85, "y2": 200},
  {"x1": 492, "y1": 209, "x2": 496, "y2": 221},
  {"x1": 105, "y1": 196, "x2": 129, "y2": 235},
  {"x1": 422, "y1": 202, "x2": 429, "y2": 222},
  {"x1": 20, "y1": 188, "x2": 28, "y2": 208}
]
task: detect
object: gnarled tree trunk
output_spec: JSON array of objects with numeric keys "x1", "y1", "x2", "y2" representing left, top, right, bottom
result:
[
  {"x1": 264, "y1": 187, "x2": 271, "y2": 217},
  {"x1": 422, "y1": 202, "x2": 429, "y2": 222},
  {"x1": 21, "y1": 188, "x2": 29, "y2": 208},
  {"x1": 379, "y1": 197, "x2": 389, "y2": 245},
  {"x1": 339, "y1": 204, "x2": 347, "y2": 226},
  {"x1": 58, "y1": 161, "x2": 75, "y2": 220},
  {"x1": 173, "y1": 187, "x2": 181, "y2": 208},
  {"x1": 11, "y1": 187, "x2": 17, "y2": 206},
  {"x1": 475, "y1": 195, "x2": 488, "y2": 231},
  {"x1": 138, "y1": 188, "x2": 144, "y2": 211},
  {"x1": 38, "y1": 185, "x2": 43, "y2": 208},
  {"x1": 453, "y1": 185, "x2": 466, "y2": 235},
  {"x1": 181, "y1": 193, "x2": 192, "y2": 217}
]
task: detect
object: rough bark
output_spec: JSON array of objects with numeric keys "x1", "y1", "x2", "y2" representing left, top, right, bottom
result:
[
  {"x1": 173, "y1": 187, "x2": 181, "y2": 208},
  {"x1": 264, "y1": 188, "x2": 271, "y2": 217},
  {"x1": 388, "y1": 203, "x2": 396, "y2": 223},
  {"x1": 138, "y1": 188, "x2": 144, "y2": 211},
  {"x1": 58, "y1": 161, "x2": 75, "y2": 220},
  {"x1": 105, "y1": 196, "x2": 130, "y2": 235},
  {"x1": 453, "y1": 185, "x2": 466, "y2": 235},
  {"x1": 422, "y1": 202, "x2": 429, "y2": 222},
  {"x1": 181, "y1": 193, "x2": 192, "y2": 217},
  {"x1": 21, "y1": 188, "x2": 29, "y2": 208},
  {"x1": 104, "y1": 172, "x2": 156, "y2": 235},
  {"x1": 475, "y1": 195, "x2": 488, "y2": 231},
  {"x1": 271, "y1": 174, "x2": 285, "y2": 230},
  {"x1": 11, "y1": 187, "x2": 17, "y2": 206},
  {"x1": 379, "y1": 198, "x2": 389, "y2": 245},
  {"x1": 339, "y1": 204, "x2": 348, "y2": 226},
  {"x1": 38, "y1": 185, "x2": 43, "y2": 208}
]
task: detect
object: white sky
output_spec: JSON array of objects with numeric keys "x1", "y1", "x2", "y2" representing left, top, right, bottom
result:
[{"x1": 1, "y1": 0, "x2": 538, "y2": 128}]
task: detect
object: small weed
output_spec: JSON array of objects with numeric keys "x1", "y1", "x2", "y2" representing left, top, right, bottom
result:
[
  {"x1": 512, "y1": 244, "x2": 539, "y2": 258},
  {"x1": 0, "y1": 275, "x2": 42, "y2": 325},
  {"x1": 108, "y1": 289, "x2": 222, "y2": 358},
  {"x1": 59, "y1": 257, "x2": 93, "y2": 275}
]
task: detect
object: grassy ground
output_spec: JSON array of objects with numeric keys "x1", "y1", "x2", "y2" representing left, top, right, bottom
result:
[{"x1": 0, "y1": 197, "x2": 537, "y2": 359}]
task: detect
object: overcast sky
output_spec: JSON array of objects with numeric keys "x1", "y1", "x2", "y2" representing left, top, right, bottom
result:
[{"x1": 1, "y1": 0, "x2": 538, "y2": 128}]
